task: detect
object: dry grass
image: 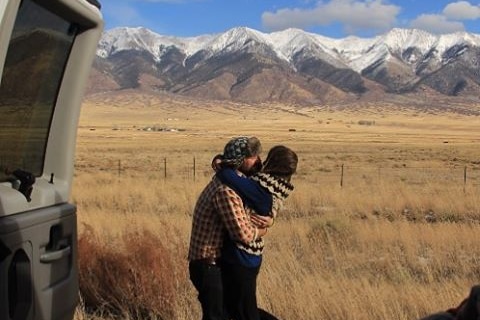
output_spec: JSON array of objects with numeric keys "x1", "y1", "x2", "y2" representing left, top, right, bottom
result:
[{"x1": 74, "y1": 92, "x2": 480, "y2": 319}]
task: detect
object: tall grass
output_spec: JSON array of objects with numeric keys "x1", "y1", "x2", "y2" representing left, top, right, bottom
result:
[
  {"x1": 73, "y1": 101, "x2": 480, "y2": 319},
  {"x1": 73, "y1": 169, "x2": 480, "y2": 320}
]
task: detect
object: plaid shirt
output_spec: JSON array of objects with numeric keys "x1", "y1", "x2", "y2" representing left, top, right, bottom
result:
[{"x1": 188, "y1": 176, "x2": 258, "y2": 261}]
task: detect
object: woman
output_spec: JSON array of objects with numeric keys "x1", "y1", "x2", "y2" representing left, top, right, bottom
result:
[{"x1": 215, "y1": 145, "x2": 298, "y2": 320}]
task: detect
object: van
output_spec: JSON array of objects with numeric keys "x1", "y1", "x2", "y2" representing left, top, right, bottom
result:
[{"x1": 0, "y1": 0, "x2": 103, "y2": 319}]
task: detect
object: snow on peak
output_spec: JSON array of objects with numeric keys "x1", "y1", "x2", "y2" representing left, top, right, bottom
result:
[
  {"x1": 97, "y1": 26, "x2": 216, "y2": 60},
  {"x1": 382, "y1": 28, "x2": 437, "y2": 52},
  {"x1": 268, "y1": 28, "x2": 347, "y2": 68},
  {"x1": 205, "y1": 26, "x2": 270, "y2": 54},
  {"x1": 269, "y1": 28, "x2": 318, "y2": 57},
  {"x1": 98, "y1": 27, "x2": 480, "y2": 72},
  {"x1": 435, "y1": 31, "x2": 480, "y2": 52}
]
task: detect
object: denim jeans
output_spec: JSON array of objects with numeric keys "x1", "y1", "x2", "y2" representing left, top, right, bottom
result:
[
  {"x1": 189, "y1": 260, "x2": 226, "y2": 320},
  {"x1": 222, "y1": 262, "x2": 261, "y2": 320}
]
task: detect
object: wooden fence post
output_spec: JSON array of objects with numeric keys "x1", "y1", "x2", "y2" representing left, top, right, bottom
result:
[
  {"x1": 164, "y1": 157, "x2": 167, "y2": 179},
  {"x1": 193, "y1": 156, "x2": 196, "y2": 181},
  {"x1": 340, "y1": 164, "x2": 344, "y2": 188}
]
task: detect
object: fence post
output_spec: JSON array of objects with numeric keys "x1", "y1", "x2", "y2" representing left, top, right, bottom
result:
[
  {"x1": 464, "y1": 166, "x2": 467, "y2": 192},
  {"x1": 340, "y1": 164, "x2": 344, "y2": 188},
  {"x1": 193, "y1": 156, "x2": 196, "y2": 181},
  {"x1": 164, "y1": 157, "x2": 167, "y2": 179}
]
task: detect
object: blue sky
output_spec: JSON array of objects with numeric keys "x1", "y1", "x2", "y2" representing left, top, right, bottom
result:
[{"x1": 99, "y1": 0, "x2": 480, "y2": 38}]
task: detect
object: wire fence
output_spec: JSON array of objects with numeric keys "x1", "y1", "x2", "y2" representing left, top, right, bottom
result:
[
  {"x1": 74, "y1": 157, "x2": 480, "y2": 189},
  {"x1": 320, "y1": 165, "x2": 479, "y2": 187}
]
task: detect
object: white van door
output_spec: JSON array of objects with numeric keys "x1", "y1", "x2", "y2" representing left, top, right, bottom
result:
[{"x1": 0, "y1": 0, "x2": 103, "y2": 319}]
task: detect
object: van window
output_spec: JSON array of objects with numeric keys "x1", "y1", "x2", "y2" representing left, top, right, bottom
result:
[{"x1": 0, "y1": 0, "x2": 78, "y2": 182}]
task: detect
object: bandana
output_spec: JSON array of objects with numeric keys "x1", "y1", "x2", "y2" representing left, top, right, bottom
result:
[{"x1": 222, "y1": 137, "x2": 250, "y2": 167}]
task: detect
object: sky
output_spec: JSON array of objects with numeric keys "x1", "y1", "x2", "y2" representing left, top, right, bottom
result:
[{"x1": 99, "y1": 0, "x2": 480, "y2": 38}]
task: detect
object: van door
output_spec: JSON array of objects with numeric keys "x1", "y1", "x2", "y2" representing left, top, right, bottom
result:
[{"x1": 0, "y1": 0, "x2": 103, "y2": 319}]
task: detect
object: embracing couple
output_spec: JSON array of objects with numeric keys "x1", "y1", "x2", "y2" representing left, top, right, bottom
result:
[{"x1": 188, "y1": 136, "x2": 298, "y2": 320}]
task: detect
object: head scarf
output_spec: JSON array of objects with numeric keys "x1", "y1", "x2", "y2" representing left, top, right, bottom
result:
[{"x1": 222, "y1": 136, "x2": 250, "y2": 168}]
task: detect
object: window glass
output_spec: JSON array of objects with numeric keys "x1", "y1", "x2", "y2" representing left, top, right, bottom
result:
[{"x1": 0, "y1": 0, "x2": 77, "y2": 182}]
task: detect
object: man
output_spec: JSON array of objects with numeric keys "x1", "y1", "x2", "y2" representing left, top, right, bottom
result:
[{"x1": 188, "y1": 136, "x2": 269, "y2": 320}]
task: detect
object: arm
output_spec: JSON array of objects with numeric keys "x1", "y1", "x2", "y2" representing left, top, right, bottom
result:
[
  {"x1": 214, "y1": 186, "x2": 267, "y2": 244},
  {"x1": 216, "y1": 168, "x2": 272, "y2": 215}
]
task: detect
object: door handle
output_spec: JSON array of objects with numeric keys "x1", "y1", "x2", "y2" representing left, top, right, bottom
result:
[{"x1": 40, "y1": 246, "x2": 71, "y2": 263}]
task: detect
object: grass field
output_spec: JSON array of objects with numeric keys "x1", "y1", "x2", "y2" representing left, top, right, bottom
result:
[{"x1": 73, "y1": 91, "x2": 480, "y2": 319}]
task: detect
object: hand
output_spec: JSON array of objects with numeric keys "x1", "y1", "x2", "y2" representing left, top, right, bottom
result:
[
  {"x1": 257, "y1": 227, "x2": 268, "y2": 238},
  {"x1": 251, "y1": 214, "x2": 273, "y2": 228}
]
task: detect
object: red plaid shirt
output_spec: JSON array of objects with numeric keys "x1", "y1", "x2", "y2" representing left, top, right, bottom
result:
[{"x1": 188, "y1": 176, "x2": 258, "y2": 261}]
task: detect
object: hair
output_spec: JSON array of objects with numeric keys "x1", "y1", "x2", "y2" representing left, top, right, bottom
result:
[
  {"x1": 261, "y1": 145, "x2": 298, "y2": 181},
  {"x1": 245, "y1": 136, "x2": 262, "y2": 157}
]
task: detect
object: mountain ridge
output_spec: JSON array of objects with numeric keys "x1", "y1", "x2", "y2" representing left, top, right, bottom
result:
[{"x1": 89, "y1": 27, "x2": 480, "y2": 106}]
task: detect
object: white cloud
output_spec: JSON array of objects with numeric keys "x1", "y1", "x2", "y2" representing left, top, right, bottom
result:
[
  {"x1": 410, "y1": 14, "x2": 465, "y2": 34},
  {"x1": 443, "y1": 1, "x2": 480, "y2": 20},
  {"x1": 101, "y1": 0, "x2": 152, "y2": 28},
  {"x1": 261, "y1": 0, "x2": 401, "y2": 35},
  {"x1": 106, "y1": 4, "x2": 143, "y2": 25}
]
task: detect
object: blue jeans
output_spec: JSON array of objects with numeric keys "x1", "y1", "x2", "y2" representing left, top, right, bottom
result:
[
  {"x1": 189, "y1": 260, "x2": 226, "y2": 320},
  {"x1": 222, "y1": 262, "x2": 261, "y2": 320}
]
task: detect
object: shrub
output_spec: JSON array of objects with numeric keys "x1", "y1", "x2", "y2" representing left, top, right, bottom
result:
[{"x1": 78, "y1": 225, "x2": 177, "y2": 319}]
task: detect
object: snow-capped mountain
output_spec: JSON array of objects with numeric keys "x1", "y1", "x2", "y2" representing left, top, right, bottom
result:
[{"x1": 89, "y1": 26, "x2": 480, "y2": 105}]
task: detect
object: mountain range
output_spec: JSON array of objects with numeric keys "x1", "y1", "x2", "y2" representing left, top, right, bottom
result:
[{"x1": 87, "y1": 27, "x2": 480, "y2": 106}]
